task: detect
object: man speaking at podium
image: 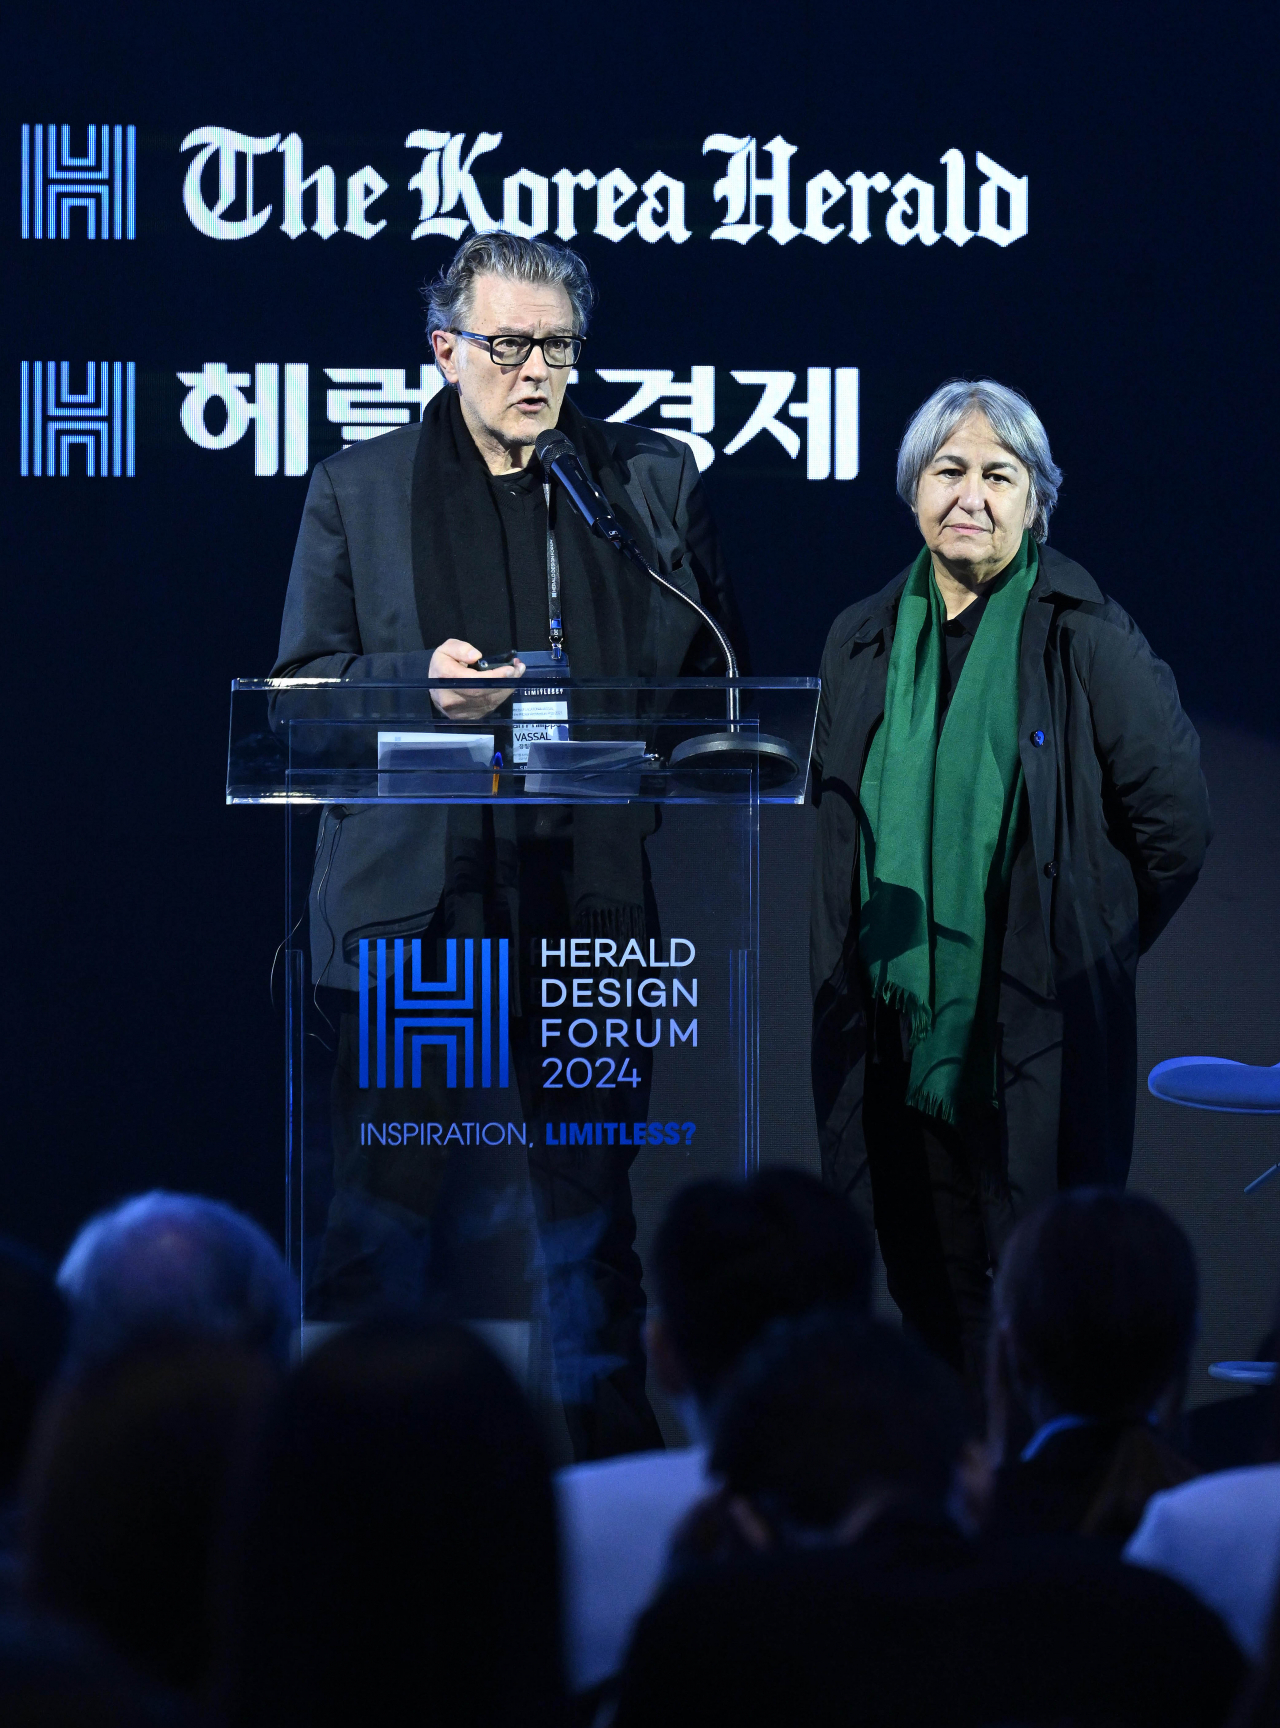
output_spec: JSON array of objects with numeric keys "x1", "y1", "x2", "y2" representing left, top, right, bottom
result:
[{"x1": 273, "y1": 232, "x2": 744, "y2": 1458}]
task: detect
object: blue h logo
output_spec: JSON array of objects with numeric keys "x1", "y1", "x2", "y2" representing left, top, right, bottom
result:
[
  {"x1": 359, "y1": 938, "x2": 510, "y2": 1090},
  {"x1": 21, "y1": 125, "x2": 136, "y2": 240},
  {"x1": 20, "y1": 362, "x2": 136, "y2": 477}
]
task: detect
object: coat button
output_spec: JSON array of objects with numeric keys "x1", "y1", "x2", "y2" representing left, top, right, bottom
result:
[
  {"x1": 1030, "y1": 729, "x2": 1045, "y2": 747},
  {"x1": 1044, "y1": 860, "x2": 1058, "y2": 879}
]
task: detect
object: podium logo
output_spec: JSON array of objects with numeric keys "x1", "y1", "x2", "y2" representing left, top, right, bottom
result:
[
  {"x1": 21, "y1": 125, "x2": 136, "y2": 239},
  {"x1": 359, "y1": 937, "x2": 510, "y2": 1091},
  {"x1": 20, "y1": 362, "x2": 136, "y2": 477}
]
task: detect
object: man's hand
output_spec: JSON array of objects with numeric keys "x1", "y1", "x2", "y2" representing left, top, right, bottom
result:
[{"x1": 428, "y1": 639, "x2": 524, "y2": 720}]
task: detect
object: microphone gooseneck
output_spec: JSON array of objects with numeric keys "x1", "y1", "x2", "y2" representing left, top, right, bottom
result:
[
  {"x1": 533, "y1": 429, "x2": 740, "y2": 693},
  {"x1": 533, "y1": 429, "x2": 801, "y2": 789}
]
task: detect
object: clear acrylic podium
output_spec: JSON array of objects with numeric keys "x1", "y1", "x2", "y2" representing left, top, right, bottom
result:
[{"x1": 228, "y1": 673, "x2": 819, "y2": 1460}]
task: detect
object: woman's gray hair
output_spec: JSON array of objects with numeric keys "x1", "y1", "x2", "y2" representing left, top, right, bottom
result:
[
  {"x1": 896, "y1": 379, "x2": 1063, "y2": 542},
  {"x1": 424, "y1": 232, "x2": 596, "y2": 354}
]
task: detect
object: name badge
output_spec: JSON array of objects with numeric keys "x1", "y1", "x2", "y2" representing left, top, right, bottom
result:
[{"x1": 511, "y1": 650, "x2": 570, "y2": 767}]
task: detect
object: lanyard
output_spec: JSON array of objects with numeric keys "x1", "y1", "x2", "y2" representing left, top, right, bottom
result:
[{"x1": 544, "y1": 482, "x2": 564, "y2": 662}]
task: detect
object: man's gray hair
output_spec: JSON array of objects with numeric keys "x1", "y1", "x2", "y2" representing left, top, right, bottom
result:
[
  {"x1": 424, "y1": 232, "x2": 596, "y2": 354},
  {"x1": 57, "y1": 1191, "x2": 297, "y2": 1370},
  {"x1": 896, "y1": 379, "x2": 1063, "y2": 543}
]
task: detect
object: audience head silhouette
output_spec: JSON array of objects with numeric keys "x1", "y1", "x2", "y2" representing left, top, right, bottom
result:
[
  {"x1": 57, "y1": 1191, "x2": 296, "y2": 1371},
  {"x1": 24, "y1": 1344, "x2": 275, "y2": 1693},
  {"x1": 647, "y1": 1168, "x2": 872, "y2": 1429},
  {"x1": 985, "y1": 1188, "x2": 1200, "y2": 1544},
  {"x1": 217, "y1": 1320, "x2": 565, "y2": 1728},
  {"x1": 668, "y1": 1313, "x2": 971, "y2": 1568},
  {"x1": 993, "y1": 1187, "x2": 1198, "y2": 1426},
  {"x1": 711, "y1": 1314, "x2": 971, "y2": 1543}
]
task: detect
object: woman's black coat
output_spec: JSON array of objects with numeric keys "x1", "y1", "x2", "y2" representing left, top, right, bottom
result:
[{"x1": 810, "y1": 544, "x2": 1211, "y2": 1201}]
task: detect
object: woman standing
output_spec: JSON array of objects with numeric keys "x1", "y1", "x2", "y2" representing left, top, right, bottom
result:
[{"x1": 810, "y1": 379, "x2": 1210, "y2": 1386}]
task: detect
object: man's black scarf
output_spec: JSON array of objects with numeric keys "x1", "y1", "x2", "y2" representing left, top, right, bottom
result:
[
  {"x1": 412, "y1": 385, "x2": 682, "y2": 678},
  {"x1": 410, "y1": 386, "x2": 696, "y2": 936}
]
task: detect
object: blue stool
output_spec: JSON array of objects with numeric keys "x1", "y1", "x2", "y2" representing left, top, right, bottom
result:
[
  {"x1": 1148, "y1": 1056, "x2": 1280, "y2": 1384},
  {"x1": 1148, "y1": 1058, "x2": 1280, "y2": 1189},
  {"x1": 1148, "y1": 1056, "x2": 1280, "y2": 1118},
  {"x1": 1208, "y1": 1361, "x2": 1276, "y2": 1386},
  {"x1": 1146, "y1": 1057, "x2": 1278, "y2": 1195}
]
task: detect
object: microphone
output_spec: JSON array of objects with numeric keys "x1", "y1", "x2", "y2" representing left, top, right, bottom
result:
[
  {"x1": 533, "y1": 429, "x2": 799, "y2": 789},
  {"x1": 534, "y1": 430, "x2": 625, "y2": 546},
  {"x1": 535, "y1": 428, "x2": 739, "y2": 679}
]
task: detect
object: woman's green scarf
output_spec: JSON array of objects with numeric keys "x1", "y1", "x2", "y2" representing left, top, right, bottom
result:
[{"x1": 858, "y1": 532, "x2": 1037, "y2": 1124}]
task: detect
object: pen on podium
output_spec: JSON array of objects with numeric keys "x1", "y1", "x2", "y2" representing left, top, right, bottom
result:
[{"x1": 490, "y1": 750, "x2": 503, "y2": 795}]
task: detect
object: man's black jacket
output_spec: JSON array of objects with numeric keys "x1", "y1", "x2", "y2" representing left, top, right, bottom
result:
[
  {"x1": 272, "y1": 412, "x2": 743, "y2": 991},
  {"x1": 811, "y1": 544, "x2": 1211, "y2": 1190}
]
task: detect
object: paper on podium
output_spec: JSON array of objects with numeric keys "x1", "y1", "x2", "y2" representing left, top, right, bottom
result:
[
  {"x1": 377, "y1": 731, "x2": 495, "y2": 796},
  {"x1": 523, "y1": 738, "x2": 646, "y2": 797}
]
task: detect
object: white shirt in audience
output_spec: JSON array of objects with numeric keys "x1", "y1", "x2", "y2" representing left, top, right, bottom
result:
[
  {"x1": 1124, "y1": 1462, "x2": 1280, "y2": 1658},
  {"x1": 556, "y1": 1443, "x2": 713, "y2": 1691}
]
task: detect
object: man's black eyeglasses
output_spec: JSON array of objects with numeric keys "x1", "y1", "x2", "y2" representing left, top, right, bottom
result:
[{"x1": 450, "y1": 330, "x2": 584, "y2": 368}]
